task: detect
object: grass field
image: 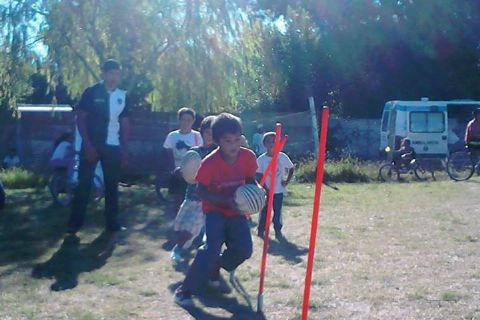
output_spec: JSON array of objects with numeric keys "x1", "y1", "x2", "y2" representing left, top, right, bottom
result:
[{"x1": 1, "y1": 179, "x2": 479, "y2": 320}]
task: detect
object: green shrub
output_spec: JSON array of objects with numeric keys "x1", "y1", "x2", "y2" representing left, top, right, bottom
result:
[
  {"x1": 0, "y1": 168, "x2": 47, "y2": 189},
  {"x1": 296, "y1": 157, "x2": 378, "y2": 183}
]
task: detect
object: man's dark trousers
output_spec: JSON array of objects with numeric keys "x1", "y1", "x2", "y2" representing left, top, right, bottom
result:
[{"x1": 68, "y1": 145, "x2": 121, "y2": 232}]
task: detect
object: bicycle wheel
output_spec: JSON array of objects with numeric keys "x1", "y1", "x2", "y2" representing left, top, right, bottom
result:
[
  {"x1": 413, "y1": 165, "x2": 430, "y2": 181},
  {"x1": 49, "y1": 174, "x2": 72, "y2": 207},
  {"x1": 446, "y1": 150, "x2": 475, "y2": 181},
  {"x1": 379, "y1": 163, "x2": 399, "y2": 182}
]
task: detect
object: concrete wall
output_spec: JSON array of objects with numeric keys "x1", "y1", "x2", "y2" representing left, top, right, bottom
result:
[{"x1": 1, "y1": 111, "x2": 383, "y2": 174}]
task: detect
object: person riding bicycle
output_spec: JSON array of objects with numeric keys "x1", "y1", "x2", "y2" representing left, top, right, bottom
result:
[
  {"x1": 50, "y1": 132, "x2": 74, "y2": 176},
  {"x1": 393, "y1": 137, "x2": 416, "y2": 172},
  {"x1": 465, "y1": 108, "x2": 480, "y2": 150}
]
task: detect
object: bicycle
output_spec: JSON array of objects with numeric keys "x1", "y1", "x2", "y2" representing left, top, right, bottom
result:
[
  {"x1": 49, "y1": 161, "x2": 104, "y2": 207},
  {"x1": 379, "y1": 158, "x2": 431, "y2": 182},
  {"x1": 446, "y1": 146, "x2": 480, "y2": 181},
  {"x1": 379, "y1": 147, "x2": 432, "y2": 182}
]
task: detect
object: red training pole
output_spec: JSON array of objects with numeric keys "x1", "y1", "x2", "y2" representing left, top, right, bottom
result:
[
  {"x1": 257, "y1": 123, "x2": 283, "y2": 313},
  {"x1": 301, "y1": 106, "x2": 330, "y2": 320}
]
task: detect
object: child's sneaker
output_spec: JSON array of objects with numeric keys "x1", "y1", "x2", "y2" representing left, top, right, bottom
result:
[
  {"x1": 174, "y1": 287, "x2": 193, "y2": 306},
  {"x1": 170, "y1": 245, "x2": 184, "y2": 264}
]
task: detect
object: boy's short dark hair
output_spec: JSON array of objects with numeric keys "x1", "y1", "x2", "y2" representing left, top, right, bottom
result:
[
  {"x1": 199, "y1": 115, "x2": 216, "y2": 135},
  {"x1": 102, "y1": 59, "x2": 121, "y2": 72},
  {"x1": 263, "y1": 131, "x2": 276, "y2": 144},
  {"x1": 177, "y1": 107, "x2": 195, "y2": 120},
  {"x1": 211, "y1": 113, "x2": 242, "y2": 141}
]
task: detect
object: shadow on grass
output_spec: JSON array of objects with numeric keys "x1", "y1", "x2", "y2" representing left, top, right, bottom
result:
[
  {"x1": 0, "y1": 190, "x2": 70, "y2": 266},
  {"x1": 169, "y1": 279, "x2": 264, "y2": 320},
  {"x1": 268, "y1": 236, "x2": 308, "y2": 264},
  {"x1": 31, "y1": 231, "x2": 117, "y2": 291},
  {"x1": 0, "y1": 186, "x2": 172, "y2": 267}
]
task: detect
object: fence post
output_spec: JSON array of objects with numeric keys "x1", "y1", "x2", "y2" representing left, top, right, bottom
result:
[{"x1": 308, "y1": 97, "x2": 319, "y2": 158}]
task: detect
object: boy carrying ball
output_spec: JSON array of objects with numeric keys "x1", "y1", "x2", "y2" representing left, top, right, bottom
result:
[{"x1": 174, "y1": 112, "x2": 258, "y2": 306}]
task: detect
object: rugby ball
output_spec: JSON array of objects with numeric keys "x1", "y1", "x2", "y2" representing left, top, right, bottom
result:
[
  {"x1": 234, "y1": 184, "x2": 266, "y2": 214},
  {"x1": 180, "y1": 150, "x2": 202, "y2": 184}
]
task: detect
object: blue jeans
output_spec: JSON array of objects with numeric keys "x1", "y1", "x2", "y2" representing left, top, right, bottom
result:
[
  {"x1": 182, "y1": 212, "x2": 253, "y2": 293},
  {"x1": 258, "y1": 193, "x2": 284, "y2": 234}
]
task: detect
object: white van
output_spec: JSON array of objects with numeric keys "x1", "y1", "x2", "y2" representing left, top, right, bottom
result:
[{"x1": 380, "y1": 99, "x2": 480, "y2": 157}]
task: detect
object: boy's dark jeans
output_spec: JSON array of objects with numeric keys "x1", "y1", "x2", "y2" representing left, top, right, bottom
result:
[
  {"x1": 258, "y1": 193, "x2": 284, "y2": 234},
  {"x1": 68, "y1": 145, "x2": 121, "y2": 232},
  {"x1": 182, "y1": 212, "x2": 253, "y2": 293}
]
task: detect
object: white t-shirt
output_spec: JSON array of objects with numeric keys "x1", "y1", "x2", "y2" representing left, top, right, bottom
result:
[
  {"x1": 163, "y1": 130, "x2": 203, "y2": 167},
  {"x1": 257, "y1": 152, "x2": 294, "y2": 194},
  {"x1": 107, "y1": 88, "x2": 127, "y2": 146},
  {"x1": 51, "y1": 141, "x2": 72, "y2": 161}
]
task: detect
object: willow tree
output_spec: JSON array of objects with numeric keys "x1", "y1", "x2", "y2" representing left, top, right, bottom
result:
[{"x1": 0, "y1": 0, "x2": 40, "y2": 112}]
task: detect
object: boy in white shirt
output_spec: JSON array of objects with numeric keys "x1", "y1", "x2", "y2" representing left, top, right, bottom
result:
[
  {"x1": 256, "y1": 132, "x2": 294, "y2": 240},
  {"x1": 163, "y1": 108, "x2": 203, "y2": 168},
  {"x1": 163, "y1": 108, "x2": 203, "y2": 215}
]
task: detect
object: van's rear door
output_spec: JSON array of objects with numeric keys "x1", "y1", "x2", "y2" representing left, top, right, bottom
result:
[{"x1": 408, "y1": 109, "x2": 448, "y2": 156}]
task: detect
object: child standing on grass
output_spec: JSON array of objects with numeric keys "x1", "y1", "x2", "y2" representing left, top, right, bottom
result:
[
  {"x1": 171, "y1": 115, "x2": 217, "y2": 263},
  {"x1": 174, "y1": 112, "x2": 258, "y2": 306},
  {"x1": 163, "y1": 107, "x2": 203, "y2": 215},
  {"x1": 256, "y1": 132, "x2": 294, "y2": 240}
]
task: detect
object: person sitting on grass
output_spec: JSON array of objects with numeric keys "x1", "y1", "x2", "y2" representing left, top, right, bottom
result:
[
  {"x1": 171, "y1": 115, "x2": 217, "y2": 263},
  {"x1": 256, "y1": 132, "x2": 294, "y2": 241},
  {"x1": 174, "y1": 112, "x2": 258, "y2": 306}
]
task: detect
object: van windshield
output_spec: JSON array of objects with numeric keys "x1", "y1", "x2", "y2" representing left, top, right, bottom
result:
[
  {"x1": 381, "y1": 110, "x2": 389, "y2": 131},
  {"x1": 410, "y1": 111, "x2": 445, "y2": 133}
]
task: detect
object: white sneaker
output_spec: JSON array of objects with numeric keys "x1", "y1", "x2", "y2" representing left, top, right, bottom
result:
[{"x1": 170, "y1": 249, "x2": 184, "y2": 263}]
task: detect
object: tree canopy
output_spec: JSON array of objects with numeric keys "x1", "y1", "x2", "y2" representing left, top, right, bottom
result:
[{"x1": 1, "y1": 0, "x2": 479, "y2": 117}]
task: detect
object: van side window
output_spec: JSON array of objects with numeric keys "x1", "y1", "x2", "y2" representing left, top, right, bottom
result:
[{"x1": 410, "y1": 111, "x2": 445, "y2": 133}]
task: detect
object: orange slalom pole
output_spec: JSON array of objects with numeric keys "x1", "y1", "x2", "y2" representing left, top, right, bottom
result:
[
  {"x1": 257, "y1": 123, "x2": 282, "y2": 313},
  {"x1": 301, "y1": 106, "x2": 330, "y2": 320}
]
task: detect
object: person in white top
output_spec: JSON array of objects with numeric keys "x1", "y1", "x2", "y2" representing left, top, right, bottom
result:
[
  {"x1": 163, "y1": 108, "x2": 203, "y2": 168},
  {"x1": 163, "y1": 107, "x2": 203, "y2": 216},
  {"x1": 256, "y1": 132, "x2": 295, "y2": 240},
  {"x1": 68, "y1": 59, "x2": 130, "y2": 234},
  {"x1": 50, "y1": 132, "x2": 74, "y2": 171}
]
